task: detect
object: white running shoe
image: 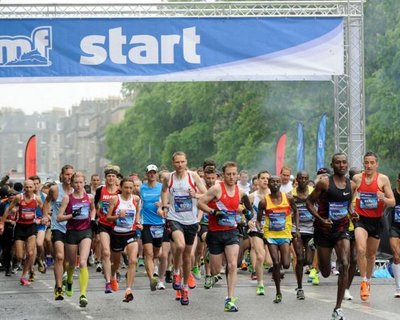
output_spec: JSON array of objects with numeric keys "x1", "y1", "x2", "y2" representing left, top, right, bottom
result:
[
  {"x1": 331, "y1": 308, "x2": 345, "y2": 320},
  {"x1": 156, "y1": 281, "x2": 166, "y2": 290},
  {"x1": 394, "y1": 289, "x2": 400, "y2": 298},
  {"x1": 344, "y1": 289, "x2": 353, "y2": 300}
]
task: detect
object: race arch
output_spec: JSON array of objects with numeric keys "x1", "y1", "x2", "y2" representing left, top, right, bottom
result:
[{"x1": 0, "y1": 1, "x2": 365, "y2": 168}]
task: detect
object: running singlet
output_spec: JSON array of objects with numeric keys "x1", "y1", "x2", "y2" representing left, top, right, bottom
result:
[
  {"x1": 248, "y1": 192, "x2": 265, "y2": 233},
  {"x1": 208, "y1": 182, "x2": 240, "y2": 232},
  {"x1": 140, "y1": 182, "x2": 164, "y2": 226},
  {"x1": 167, "y1": 171, "x2": 198, "y2": 225},
  {"x1": 263, "y1": 192, "x2": 292, "y2": 239},
  {"x1": 292, "y1": 186, "x2": 314, "y2": 234},
  {"x1": 98, "y1": 186, "x2": 119, "y2": 227},
  {"x1": 112, "y1": 194, "x2": 137, "y2": 234},
  {"x1": 66, "y1": 193, "x2": 91, "y2": 231},
  {"x1": 355, "y1": 173, "x2": 385, "y2": 218},
  {"x1": 17, "y1": 194, "x2": 38, "y2": 225},
  {"x1": 315, "y1": 175, "x2": 351, "y2": 233},
  {"x1": 51, "y1": 183, "x2": 68, "y2": 233}
]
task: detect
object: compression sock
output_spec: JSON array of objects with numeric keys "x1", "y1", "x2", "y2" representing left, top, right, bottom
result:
[{"x1": 79, "y1": 267, "x2": 89, "y2": 296}]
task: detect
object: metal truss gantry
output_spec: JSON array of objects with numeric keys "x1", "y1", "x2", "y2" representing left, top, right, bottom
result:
[{"x1": 0, "y1": 1, "x2": 365, "y2": 168}]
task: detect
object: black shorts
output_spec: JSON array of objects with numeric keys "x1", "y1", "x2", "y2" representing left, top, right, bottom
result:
[
  {"x1": 51, "y1": 229, "x2": 66, "y2": 244},
  {"x1": 354, "y1": 215, "x2": 383, "y2": 239},
  {"x1": 141, "y1": 225, "x2": 164, "y2": 248},
  {"x1": 14, "y1": 223, "x2": 37, "y2": 241},
  {"x1": 66, "y1": 229, "x2": 92, "y2": 245},
  {"x1": 198, "y1": 224, "x2": 208, "y2": 242},
  {"x1": 390, "y1": 224, "x2": 400, "y2": 238},
  {"x1": 98, "y1": 223, "x2": 114, "y2": 235},
  {"x1": 110, "y1": 232, "x2": 137, "y2": 252},
  {"x1": 237, "y1": 224, "x2": 248, "y2": 239},
  {"x1": 248, "y1": 230, "x2": 268, "y2": 245},
  {"x1": 206, "y1": 229, "x2": 240, "y2": 255},
  {"x1": 166, "y1": 220, "x2": 198, "y2": 246},
  {"x1": 314, "y1": 229, "x2": 350, "y2": 248}
]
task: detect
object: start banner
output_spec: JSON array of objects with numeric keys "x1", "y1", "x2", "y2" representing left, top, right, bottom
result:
[{"x1": 0, "y1": 17, "x2": 344, "y2": 82}]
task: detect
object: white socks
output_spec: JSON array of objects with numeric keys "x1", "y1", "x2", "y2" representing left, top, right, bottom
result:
[{"x1": 392, "y1": 263, "x2": 400, "y2": 290}]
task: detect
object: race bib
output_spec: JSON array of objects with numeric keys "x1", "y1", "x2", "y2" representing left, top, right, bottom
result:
[
  {"x1": 395, "y1": 206, "x2": 400, "y2": 223},
  {"x1": 359, "y1": 192, "x2": 378, "y2": 209},
  {"x1": 328, "y1": 201, "x2": 349, "y2": 221},
  {"x1": 150, "y1": 225, "x2": 164, "y2": 239},
  {"x1": 115, "y1": 209, "x2": 136, "y2": 232},
  {"x1": 268, "y1": 211, "x2": 286, "y2": 231},
  {"x1": 174, "y1": 195, "x2": 193, "y2": 213},
  {"x1": 101, "y1": 201, "x2": 110, "y2": 216},
  {"x1": 297, "y1": 203, "x2": 313, "y2": 222},
  {"x1": 20, "y1": 208, "x2": 35, "y2": 220},
  {"x1": 72, "y1": 203, "x2": 90, "y2": 220},
  {"x1": 201, "y1": 212, "x2": 209, "y2": 224},
  {"x1": 216, "y1": 211, "x2": 237, "y2": 228}
]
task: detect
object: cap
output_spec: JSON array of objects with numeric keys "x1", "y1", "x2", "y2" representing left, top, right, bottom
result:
[
  {"x1": 317, "y1": 167, "x2": 330, "y2": 175},
  {"x1": 7, "y1": 189, "x2": 18, "y2": 196},
  {"x1": 146, "y1": 164, "x2": 158, "y2": 173}
]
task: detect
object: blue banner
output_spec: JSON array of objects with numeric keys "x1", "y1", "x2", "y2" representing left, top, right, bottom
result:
[
  {"x1": 0, "y1": 17, "x2": 343, "y2": 82},
  {"x1": 297, "y1": 123, "x2": 305, "y2": 172},
  {"x1": 316, "y1": 113, "x2": 327, "y2": 171}
]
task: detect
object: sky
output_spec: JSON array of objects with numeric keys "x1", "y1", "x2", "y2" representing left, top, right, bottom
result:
[{"x1": 0, "y1": 0, "x2": 162, "y2": 115}]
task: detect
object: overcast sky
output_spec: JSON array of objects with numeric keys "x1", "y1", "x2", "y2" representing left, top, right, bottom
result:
[{"x1": 0, "y1": 0, "x2": 163, "y2": 115}]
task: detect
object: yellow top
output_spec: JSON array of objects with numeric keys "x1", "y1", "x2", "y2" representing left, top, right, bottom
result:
[{"x1": 263, "y1": 192, "x2": 292, "y2": 239}]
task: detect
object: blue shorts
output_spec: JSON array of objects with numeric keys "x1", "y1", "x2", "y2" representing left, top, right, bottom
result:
[{"x1": 266, "y1": 238, "x2": 291, "y2": 246}]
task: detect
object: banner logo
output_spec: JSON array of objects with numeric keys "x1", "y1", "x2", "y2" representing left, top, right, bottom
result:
[{"x1": 0, "y1": 27, "x2": 52, "y2": 67}]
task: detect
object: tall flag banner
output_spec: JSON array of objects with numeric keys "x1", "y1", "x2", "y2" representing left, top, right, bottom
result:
[
  {"x1": 25, "y1": 135, "x2": 36, "y2": 180},
  {"x1": 275, "y1": 132, "x2": 287, "y2": 175},
  {"x1": 297, "y1": 123, "x2": 305, "y2": 172},
  {"x1": 316, "y1": 113, "x2": 327, "y2": 171}
]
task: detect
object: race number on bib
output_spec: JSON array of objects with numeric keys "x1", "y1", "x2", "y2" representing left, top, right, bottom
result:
[
  {"x1": 268, "y1": 212, "x2": 286, "y2": 232},
  {"x1": 216, "y1": 211, "x2": 237, "y2": 228},
  {"x1": 20, "y1": 208, "x2": 35, "y2": 220},
  {"x1": 328, "y1": 201, "x2": 348, "y2": 221},
  {"x1": 150, "y1": 225, "x2": 164, "y2": 239},
  {"x1": 395, "y1": 206, "x2": 400, "y2": 223},
  {"x1": 72, "y1": 203, "x2": 90, "y2": 220},
  {"x1": 297, "y1": 203, "x2": 313, "y2": 222},
  {"x1": 174, "y1": 195, "x2": 193, "y2": 213},
  {"x1": 359, "y1": 192, "x2": 378, "y2": 209}
]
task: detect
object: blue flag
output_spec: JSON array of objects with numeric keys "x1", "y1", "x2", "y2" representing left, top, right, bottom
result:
[
  {"x1": 297, "y1": 123, "x2": 305, "y2": 172},
  {"x1": 316, "y1": 113, "x2": 327, "y2": 171}
]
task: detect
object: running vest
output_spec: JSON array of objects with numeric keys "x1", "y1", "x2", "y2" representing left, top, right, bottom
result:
[
  {"x1": 140, "y1": 182, "x2": 164, "y2": 225},
  {"x1": 355, "y1": 173, "x2": 385, "y2": 218},
  {"x1": 392, "y1": 188, "x2": 400, "y2": 225},
  {"x1": 112, "y1": 194, "x2": 137, "y2": 234},
  {"x1": 292, "y1": 186, "x2": 314, "y2": 234},
  {"x1": 248, "y1": 191, "x2": 265, "y2": 233},
  {"x1": 316, "y1": 175, "x2": 351, "y2": 233},
  {"x1": 17, "y1": 194, "x2": 38, "y2": 225},
  {"x1": 208, "y1": 181, "x2": 240, "y2": 232},
  {"x1": 66, "y1": 193, "x2": 91, "y2": 231},
  {"x1": 51, "y1": 183, "x2": 69, "y2": 233},
  {"x1": 167, "y1": 171, "x2": 198, "y2": 225},
  {"x1": 263, "y1": 192, "x2": 292, "y2": 239},
  {"x1": 98, "y1": 186, "x2": 119, "y2": 227}
]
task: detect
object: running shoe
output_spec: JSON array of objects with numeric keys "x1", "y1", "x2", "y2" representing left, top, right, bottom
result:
[
  {"x1": 156, "y1": 280, "x2": 166, "y2": 290},
  {"x1": 116, "y1": 272, "x2": 121, "y2": 283},
  {"x1": 273, "y1": 293, "x2": 282, "y2": 304},
  {"x1": 38, "y1": 259, "x2": 46, "y2": 274},
  {"x1": 20, "y1": 277, "x2": 30, "y2": 286},
  {"x1": 153, "y1": 265, "x2": 159, "y2": 277},
  {"x1": 111, "y1": 278, "x2": 119, "y2": 292},
  {"x1": 312, "y1": 273, "x2": 320, "y2": 285},
  {"x1": 29, "y1": 270, "x2": 35, "y2": 282},
  {"x1": 256, "y1": 285, "x2": 265, "y2": 296},
  {"x1": 105, "y1": 282, "x2": 112, "y2": 294},
  {"x1": 54, "y1": 287, "x2": 64, "y2": 301},
  {"x1": 217, "y1": 273, "x2": 223, "y2": 280},
  {"x1": 172, "y1": 273, "x2": 182, "y2": 290},
  {"x1": 360, "y1": 281, "x2": 370, "y2": 302},
  {"x1": 65, "y1": 282, "x2": 73, "y2": 297},
  {"x1": 150, "y1": 277, "x2": 158, "y2": 291},
  {"x1": 138, "y1": 257, "x2": 145, "y2": 267},
  {"x1": 224, "y1": 297, "x2": 238, "y2": 312},
  {"x1": 241, "y1": 261, "x2": 248, "y2": 271},
  {"x1": 180, "y1": 288, "x2": 189, "y2": 305},
  {"x1": 96, "y1": 262, "x2": 103, "y2": 273},
  {"x1": 204, "y1": 275, "x2": 215, "y2": 289},
  {"x1": 123, "y1": 289, "x2": 134, "y2": 303},
  {"x1": 308, "y1": 267, "x2": 317, "y2": 282},
  {"x1": 5, "y1": 268, "x2": 11, "y2": 277},
  {"x1": 88, "y1": 253, "x2": 95, "y2": 266},
  {"x1": 344, "y1": 289, "x2": 353, "y2": 300},
  {"x1": 165, "y1": 270, "x2": 172, "y2": 284},
  {"x1": 251, "y1": 272, "x2": 257, "y2": 280},
  {"x1": 45, "y1": 256, "x2": 54, "y2": 268},
  {"x1": 296, "y1": 289, "x2": 305, "y2": 300},
  {"x1": 79, "y1": 295, "x2": 88, "y2": 308},
  {"x1": 394, "y1": 289, "x2": 400, "y2": 298},
  {"x1": 192, "y1": 266, "x2": 201, "y2": 280},
  {"x1": 331, "y1": 308, "x2": 345, "y2": 320},
  {"x1": 175, "y1": 289, "x2": 181, "y2": 301},
  {"x1": 331, "y1": 267, "x2": 340, "y2": 276},
  {"x1": 188, "y1": 273, "x2": 196, "y2": 289}
]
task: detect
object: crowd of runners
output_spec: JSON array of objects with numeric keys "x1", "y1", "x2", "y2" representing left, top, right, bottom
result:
[{"x1": 0, "y1": 151, "x2": 399, "y2": 320}]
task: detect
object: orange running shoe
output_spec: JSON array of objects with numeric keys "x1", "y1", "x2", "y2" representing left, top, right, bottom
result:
[
  {"x1": 188, "y1": 273, "x2": 196, "y2": 289},
  {"x1": 360, "y1": 280, "x2": 370, "y2": 301},
  {"x1": 180, "y1": 288, "x2": 189, "y2": 305},
  {"x1": 172, "y1": 273, "x2": 182, "y2": 290},
  {"x1": 241, "y1": 261, "x2": 248, "y2": 271},
  {"x1": 111, "y1": 278, "x2": 119, "y2": 292},
  {"x1": 175, "y1": 289, "x2": 182, "y2": 300}
]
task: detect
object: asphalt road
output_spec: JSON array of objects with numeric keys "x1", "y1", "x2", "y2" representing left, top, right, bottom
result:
[{"x1": 0, "y1": 264, "x2": 398, "y2": 320}]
